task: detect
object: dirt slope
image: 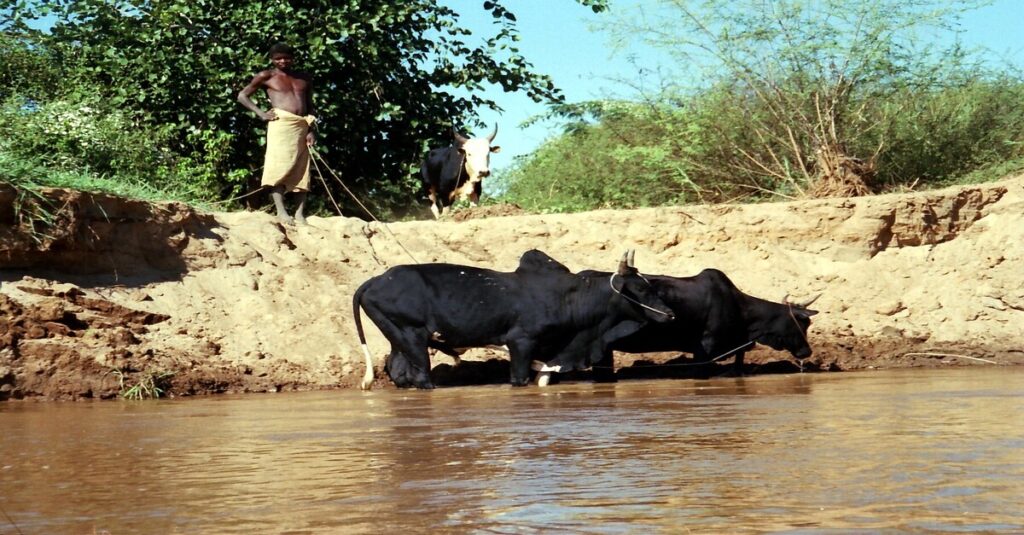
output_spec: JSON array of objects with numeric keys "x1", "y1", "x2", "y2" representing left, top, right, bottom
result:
[{"x1": 1, "y1": 175, "x2": 1022, "y2": 401}]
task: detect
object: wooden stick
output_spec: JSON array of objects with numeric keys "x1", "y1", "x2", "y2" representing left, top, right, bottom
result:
[{"x1": 903, "y1": 352, "x2": 998, "y2": 365}]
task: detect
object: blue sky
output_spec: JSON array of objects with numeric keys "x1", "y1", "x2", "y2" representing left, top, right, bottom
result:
[{"x1": 446, "y1": 0, "x2": 1024, "y2": 174}]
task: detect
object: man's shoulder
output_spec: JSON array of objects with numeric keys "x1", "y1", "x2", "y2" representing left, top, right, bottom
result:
[{"x1": 252, "y1": 69, "x2": 275, "y2": 81}]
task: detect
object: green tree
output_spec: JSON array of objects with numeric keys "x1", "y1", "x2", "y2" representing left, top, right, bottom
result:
[{"x1": 1, "y1": 0, "x2": 607, "y2": 216}]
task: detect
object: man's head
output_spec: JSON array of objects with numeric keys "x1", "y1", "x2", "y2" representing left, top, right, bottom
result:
[{"x1": 268, "y1": 42, "x2": 295, "y2": 70}]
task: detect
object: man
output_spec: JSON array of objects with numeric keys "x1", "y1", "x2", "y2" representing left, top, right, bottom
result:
[{"x1": 237, "y1": 42, "x2": 316, "y2": 225}]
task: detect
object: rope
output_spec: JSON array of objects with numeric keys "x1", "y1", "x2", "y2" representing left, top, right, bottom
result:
[
  {"x1": 0, "y1": 503, "x2": 24, "y2": 535},
  {"x1": 308, "y1": 151, "x2": 347, "y2": 217},
  {"x1": 205, "y1": 187, "x2": 265, "y2": 206},
  {"x1": 608, "y1": 273, "x2": 674, "y2": 318},
  {"x1": 591, "y1": 340, "x2": 755, "y2": 370},
  {"x1": 308, "y1": 146, "x2": 420, "y2": 265}
]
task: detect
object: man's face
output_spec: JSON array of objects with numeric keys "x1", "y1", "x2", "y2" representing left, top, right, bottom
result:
[{"x1": 271, "y1": 53, "x2": 294, "y2": 71}]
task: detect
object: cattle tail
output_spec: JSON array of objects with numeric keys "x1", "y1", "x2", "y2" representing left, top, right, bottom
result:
[{"x1": 352, "y1": 283, "x2": 376, "y2": 390}]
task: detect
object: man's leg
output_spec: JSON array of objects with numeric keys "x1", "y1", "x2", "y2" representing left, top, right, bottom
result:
[
  {"x1": 293, "y1": 191, "x2": 308, "y2": 225},
  {"x1": 270, "y1": 185, "x2": 294, "y2": 225}
]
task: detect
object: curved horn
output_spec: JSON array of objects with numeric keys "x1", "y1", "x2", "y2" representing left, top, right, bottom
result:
[
  {"x1": 617, "y1": 251, "x2": 630, "y2": 273},
  {"x1": 627, "y1": 249, "x2": 636, "y2": 268},
  {"x1": 486, "y1": 123, "x2": 498, "y2": 142},
  {"x1": 451, "y1": 127, "x2": 469, "y2": 145},
  {"x1": 783, "y1": 293, "x2": 821, "y2": 308},
  {"x1": 794, "y1": 293, "x2": 822, "y2": 308}
]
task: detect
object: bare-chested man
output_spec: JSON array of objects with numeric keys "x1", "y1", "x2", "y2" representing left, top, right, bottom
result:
[{"x1": 237, "y1": 42, "x2": 316, "y2": 225}]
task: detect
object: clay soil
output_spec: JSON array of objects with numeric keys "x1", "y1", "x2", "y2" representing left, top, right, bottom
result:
[{"x1": 2, "y1": 176, "x2": 1022, "y2": 401}]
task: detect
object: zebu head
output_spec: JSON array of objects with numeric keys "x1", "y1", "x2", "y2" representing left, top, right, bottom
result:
[
  {"x1": 453, "y1": 124, "x2": 500, "y2": 182},
  {"x1": 610, "y1": 250, "x2": 675, "y2": 324},
  {"x1": 755, "y1": 294, "x2": 820, "y2": 359}
]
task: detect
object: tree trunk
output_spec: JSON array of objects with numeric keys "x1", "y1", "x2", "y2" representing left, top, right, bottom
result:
[{"x1": 809, "y1": 144, "x2": 873, "y2": 198}]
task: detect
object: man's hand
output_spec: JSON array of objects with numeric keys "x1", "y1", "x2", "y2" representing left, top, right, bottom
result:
[
  {"x1": 261, "y1": 109, "x2": 279, "y2": 122},
  {"x1": 306, "y1": 132, "x2": 315, "y2": 146}
]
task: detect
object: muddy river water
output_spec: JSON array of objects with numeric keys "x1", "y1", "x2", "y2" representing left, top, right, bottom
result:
[{"x1": 1, "y1": 367, "x2": 1022, "y2": 534}]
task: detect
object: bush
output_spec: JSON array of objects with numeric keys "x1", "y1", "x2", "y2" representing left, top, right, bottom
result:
[
  {"x1": 0, "y1": 95, "x2": 174, "y2": 178},
  {"x1": 502, "y1": 76, "x2": 1024, "y2": 212},
  {"x1": 502, "y1": 101, "x2": 709, "y2": 212}
]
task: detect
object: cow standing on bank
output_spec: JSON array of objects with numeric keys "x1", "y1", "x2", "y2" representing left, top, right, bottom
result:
[
  {"x1": 352, "y1": 250, "x2": 674, "y2": 389},
  {"x1": 420, "y1": 125, "x2": 500, "y2": 219},
  {"x1": 577, "y1": 268, "x2": 820, "y2": 379}
]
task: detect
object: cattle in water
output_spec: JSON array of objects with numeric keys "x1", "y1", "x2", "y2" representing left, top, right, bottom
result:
[
  {"x1": 420, "y1": 125, "x2": 500, "y2": 218},
  {"x1": 352, "y1": 249, "x2": 675, "y2": 389},
  {"x1": 575, "y1": 268, "x2": 819, "y2": 379}
]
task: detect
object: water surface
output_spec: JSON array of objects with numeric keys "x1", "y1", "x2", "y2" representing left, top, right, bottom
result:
[{"x1": 1, "y1": 367, "x2": 1022, "y2": 533}]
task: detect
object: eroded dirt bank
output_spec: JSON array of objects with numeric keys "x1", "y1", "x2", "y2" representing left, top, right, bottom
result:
[{"x1": 1, "y1": 176, "x2": 1022, "y2": 401}]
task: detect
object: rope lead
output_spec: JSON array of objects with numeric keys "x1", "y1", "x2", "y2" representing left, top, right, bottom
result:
[{"x1": 308, "y1": 147, "x2": 420, "y2": 265}]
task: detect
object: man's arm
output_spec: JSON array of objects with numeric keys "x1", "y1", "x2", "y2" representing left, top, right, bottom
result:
[{"x1": 237, "y1": 71, "x2": 277, "y2": 121}]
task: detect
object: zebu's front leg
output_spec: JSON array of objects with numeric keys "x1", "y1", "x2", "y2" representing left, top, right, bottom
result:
[{"x1": 507, "y1": 336, "x2": 537, "y2": 387}]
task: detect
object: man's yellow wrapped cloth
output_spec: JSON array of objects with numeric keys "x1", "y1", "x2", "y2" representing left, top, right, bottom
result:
[{"x1": 261, "y1": 108, "x2": 317, "y2": 192}]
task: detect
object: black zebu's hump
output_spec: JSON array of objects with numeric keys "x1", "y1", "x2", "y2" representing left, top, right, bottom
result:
[{"x1": 517, "y1": 249, "x2": 571, "y2": 275}]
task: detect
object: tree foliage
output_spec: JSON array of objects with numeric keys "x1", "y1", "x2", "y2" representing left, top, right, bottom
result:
[
  {"x1": 503, "y1": 0, "x2": 1024, "y2": 210},
  {"x1": 1, "y1": 0, "x2": 607, "y2": 217}
]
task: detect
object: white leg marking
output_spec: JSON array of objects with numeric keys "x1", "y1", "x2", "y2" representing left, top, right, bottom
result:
[
  {"x1": 360, "y1": 344, "x2": 375, "y2": 390},
  {"x1": 531, "y1": 360, "x2": 560, "y2": 387}
]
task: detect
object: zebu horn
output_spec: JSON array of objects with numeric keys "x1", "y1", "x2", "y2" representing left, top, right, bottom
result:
[
  {"x1": 617, "y1": 251, "x2": 630, "y2": 273},
  {"x1": 451, "y1": 127, "x2": 469, "y2": 145},
  {"x1": 627, "y1": 249, "x2": 636, "y2": 268},
  {"x1": 795, "y1": 293, "x2": 822, "y2": 308},
  {"x1": 784, "y1": 293, "x2": 821, "y2": 308},
  {"x1": 487, "y1": 123, "x2": 498, "y2": 142}
]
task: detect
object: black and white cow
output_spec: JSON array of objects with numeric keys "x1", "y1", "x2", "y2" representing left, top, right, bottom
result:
[
  {"x1": 579, "y1": 268, "x2": 820, "y2": 378},
  {"x1": 420, "y1": 125, "x2": 500, "y2": 218},
  {"x1": 352, "y1": 250, "x2": 675, "y2": 389}
]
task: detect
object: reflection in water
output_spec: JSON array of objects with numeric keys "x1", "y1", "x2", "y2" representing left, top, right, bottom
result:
[{"x1": 1, "y1": 368, "x2": 1022, "y2": 534}]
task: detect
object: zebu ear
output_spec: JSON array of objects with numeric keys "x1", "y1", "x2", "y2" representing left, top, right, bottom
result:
[
  {"x1": 490, "y1": 145, "x2": 501, "y2": 153},
  {"x1": 617, "y1": 251, "x2": 630, "y2": 274}
]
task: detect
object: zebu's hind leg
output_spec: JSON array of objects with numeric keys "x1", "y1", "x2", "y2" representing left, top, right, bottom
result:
[
  {"x1": 361, "y1": 306, "x2": 435, "y2": 389},
  {"x1": 385, "y1": 351, "x2": 417, "y2": 388}
]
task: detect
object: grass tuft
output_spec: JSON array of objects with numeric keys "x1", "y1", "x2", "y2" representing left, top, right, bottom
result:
[{"x1": 109, "y1": 369, "x2": 175, "y2": 400}]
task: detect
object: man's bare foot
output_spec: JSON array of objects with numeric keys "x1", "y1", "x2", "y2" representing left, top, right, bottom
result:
[
  {"x1": 277, "y1": 214, "x2": 295, "y2": 226},
  {"x1": 294, "y1": 214, "x2": 308, "y2": 226}
]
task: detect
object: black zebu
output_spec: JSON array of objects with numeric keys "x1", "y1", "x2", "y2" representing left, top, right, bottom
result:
[
  {"x1": 420, "y1": 125, "x2": 500, "y2": 219},
  {"x1": 353, "y1": 250, "x2": 674, "y2": 389},
  {"x1": 578, "y1": 268, "x2": 819, "y2": 379}
]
